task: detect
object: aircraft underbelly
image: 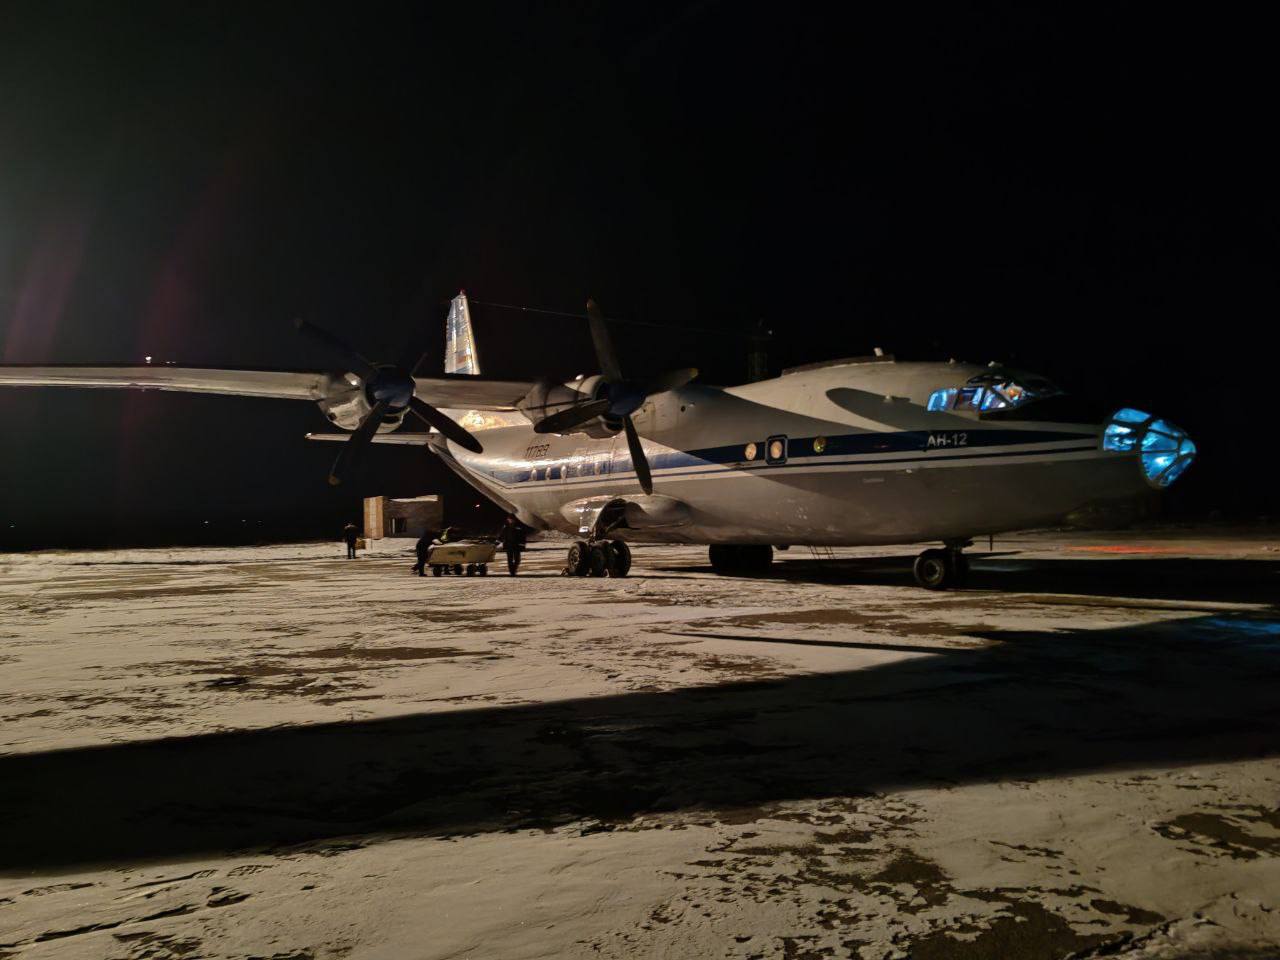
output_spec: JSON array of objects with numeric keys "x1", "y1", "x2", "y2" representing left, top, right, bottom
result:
[{"x1": 458, "y1": 443, "x2": 1147, "y2": 546}]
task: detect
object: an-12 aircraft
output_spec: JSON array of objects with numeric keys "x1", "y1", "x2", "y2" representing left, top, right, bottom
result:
[{"x1": 0, "y1": 292, "x2": 1196, "y2": 587}]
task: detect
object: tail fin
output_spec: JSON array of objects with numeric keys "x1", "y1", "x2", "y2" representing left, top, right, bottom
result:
[
  {"x1": 445, "y1": 291, "x2": 481, "y2": 375},
  {"x1": 439, "y1": 290, "x2": 524, "y2": 431}
]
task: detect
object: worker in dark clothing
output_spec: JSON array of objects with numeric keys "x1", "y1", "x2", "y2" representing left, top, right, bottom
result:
[
  {"x1": 498, "y1": 514, "x2": 527, "y2": 575},
  {"x1": 342, "y1": 523, "x2": 359, "y2": 559},
  {"x1": 412, "y1": 531, "x2": 433, "y2": 576}
]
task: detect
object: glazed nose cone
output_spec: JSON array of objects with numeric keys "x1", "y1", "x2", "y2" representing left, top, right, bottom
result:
[{"x1": 1103, "y1": 408, "x2": 1197, "y2": 488}]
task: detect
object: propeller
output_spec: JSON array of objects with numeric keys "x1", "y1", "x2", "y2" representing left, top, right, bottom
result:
[
  {"x1": 294, "y1": 318, "x2": 482, "y2": 487},
  {"x1": 533, "y1": 299, "x2": 696, "y2": 495}
]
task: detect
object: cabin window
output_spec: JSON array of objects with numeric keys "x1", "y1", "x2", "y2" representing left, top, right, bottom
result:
[
  {"x1": 812, "y1": 436, "x2": 827, "y2": 454},
  {"x1": 743, "y1": 442, "x2": 758, "y2": 461},
  {"x1": 766, "y1": 436, "x2": 788, "y2": 464}
]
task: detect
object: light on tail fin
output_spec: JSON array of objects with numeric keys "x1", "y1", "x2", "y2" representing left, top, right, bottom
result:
[{"x1": 445, "y1": 291, "x2": 481, "y2": 375}]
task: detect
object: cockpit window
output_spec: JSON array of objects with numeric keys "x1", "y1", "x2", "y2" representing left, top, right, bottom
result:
[
  {"x1": 926, "y1": 388, "x2": 957, "y2": 412},
  {"x1": 926, "y1": 370, "x2": 1060, "y2": 414},
  {"x1": 1104, "y1": 408, "x2": 1198, "y2": 487}
]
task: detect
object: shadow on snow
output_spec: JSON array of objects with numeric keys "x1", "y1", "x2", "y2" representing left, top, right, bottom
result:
[{"x1": 3, "y1": 597, "x2": 1278, "y2": 872}]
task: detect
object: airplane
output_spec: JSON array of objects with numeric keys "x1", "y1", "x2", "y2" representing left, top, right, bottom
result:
[{"x1": 0, "y1": 291, "x2": 1196, "y2": 588}]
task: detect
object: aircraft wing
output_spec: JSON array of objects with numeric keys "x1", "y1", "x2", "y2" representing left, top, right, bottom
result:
[
  {"x1": 0, "y1": 364, "x2": 333, "y2": 400},
  {"x1": 412, "y1": 375, "x2": 532, "y2": 410},
  {"x1": 305, "y1": 432, "x2": 435, "y2": 445},
  {"x1": 0, "y1": 364, "x2": 535, "y2": 410}
]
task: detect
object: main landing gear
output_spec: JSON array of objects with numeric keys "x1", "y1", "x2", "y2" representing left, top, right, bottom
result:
[
  {"x1": 564, "y1": 540, "x2": 632, "y2": 578},
  {"x1": 912, "y1": 540, "x2": 970, "y2": 590},
  {"x1": 708, "y1": 544, "x2": 774, "y2": 575}
]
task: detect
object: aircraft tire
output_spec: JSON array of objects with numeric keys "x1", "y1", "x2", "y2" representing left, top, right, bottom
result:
[
  {"x1": 948, "y1": 552, "x2": 969, "y2": 586},
  {"x1": 606, "y1": 540, "x2": 632, "y2": 578},
  {"x1": 586, "y1": 544, "x2": 608, "y2": 577},
  {"x1": 478, "y1": 564, "x2": 488, "y2": 576},
  {"x1": 431, "y1": 565, "x2": 443, "y2": 577},
  {"x1": 708, "y1": 544, "x2": 737, "y2": 573},
  {"x1": 913, "y1": 549, "x2": 951, "y2": 590},
  {"x1": 566, "y1": 541, "x2": 590, "y2": 577},
  {"x1": 743, "y1": 544, "x2": 774, "y2": 573},
  {"x1": 453, "y1": 563, "x2": 464, "y2": 576}
]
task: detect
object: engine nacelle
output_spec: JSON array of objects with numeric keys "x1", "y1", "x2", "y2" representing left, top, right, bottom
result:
[
  {"x1": 316, "y1": 372, "x2": 408, "y2": 432},
  {"x1": 518, "y1": 374, "x2": 618, "y2": 438}
]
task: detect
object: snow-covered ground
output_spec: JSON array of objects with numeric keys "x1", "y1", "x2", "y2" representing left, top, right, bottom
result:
[{"x1": 1, "y1": 529, "x2": 1278, "y2": 959}]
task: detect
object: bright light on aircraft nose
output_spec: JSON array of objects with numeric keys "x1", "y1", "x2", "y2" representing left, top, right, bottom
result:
[{"x1": 1103, "y1": 408, "x2": 1197, "y2": 488}]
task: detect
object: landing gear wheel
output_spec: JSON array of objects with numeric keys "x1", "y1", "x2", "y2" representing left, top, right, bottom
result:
[
  {"x1": 431, "y1": 565, "x2": 443, "y2": 577},
  {"x1": 708, "y1": 544, "x2": 736, "y2": 574},
  {"x1": 466, "y1": 564, "x2": 476, "y2": 577},
  {"x1": 744, "y1": 544, "x2": 774, "y2": 574},
  {"x1": 948, "y1": 552, "x2": 969, "y2": 587},
  {"x1": 478, "y1": 564, "x2": 488, "y2": 576},
  {"x1": 453, "y1": 563, "x2": 464, "y2": 576},
  {"x1": 566, "y1": 541, "x2": 589, "y2": 577},
  {"x1": 913, "y1": 548, "x2": 951, "y2": 590},
  {"x1": 606, "y1": 540, "x2": 632, "y2": 578},
  {"x1": 586, "y1": 544, "x2": 608, "y2": 577}
]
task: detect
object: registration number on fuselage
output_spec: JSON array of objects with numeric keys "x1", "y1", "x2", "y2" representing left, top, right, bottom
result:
[{"x1": 926, "y1": 431, "x2": 969, "y2": 449}]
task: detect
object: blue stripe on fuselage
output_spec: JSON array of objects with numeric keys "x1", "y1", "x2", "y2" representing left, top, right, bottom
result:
[{"x1": 481, "y1": 428, "x2": 1096, "y2": 486}]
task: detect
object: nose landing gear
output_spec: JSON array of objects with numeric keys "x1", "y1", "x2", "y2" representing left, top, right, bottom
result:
[{"x1": 913, "y1": 540, "x2": 970, "y2": 590}]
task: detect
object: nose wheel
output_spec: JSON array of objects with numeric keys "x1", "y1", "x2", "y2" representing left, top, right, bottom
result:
[{"x1": 913, "y1": 543, "x2": 969, "y2": 590}]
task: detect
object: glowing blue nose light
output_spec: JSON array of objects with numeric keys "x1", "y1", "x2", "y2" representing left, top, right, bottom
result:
[{"x1": 1103, "y1": 408, "x2": 1197, "y2": 488}]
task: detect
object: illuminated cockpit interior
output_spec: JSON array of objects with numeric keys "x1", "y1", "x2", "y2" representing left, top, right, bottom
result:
[
  {"x1": 1103, "y1": 408, "x2": 1197, "y2": 487},
  {"x1": 926, "y1": 370, "x2": 1061, "y2": 414}
]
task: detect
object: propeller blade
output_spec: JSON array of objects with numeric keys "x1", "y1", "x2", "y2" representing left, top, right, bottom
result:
[
  {"x1": 408, "y1": 396, "x2": 483, "y2": 453},
  {"x1": 623, "y1": 415, "x2": 653, "y2": 495},
  {"x1": 642, "y1": 366, "x2": 698, "y2": 396},
  {"x1": 403, "y1": 349, "x2": 432, "y2": 378},
  {"x1": 329, "y1": 399, "x2": 389, "y2": 486},
  {"x1": 294, "y1": 318, "x2": 376, "y2": 372},
  {"x1": 533, "y1": 397, "x2": 611, "y2": 435},
  {"x1": 585, "y1": 299, "x2": 624, "y2": 382}
]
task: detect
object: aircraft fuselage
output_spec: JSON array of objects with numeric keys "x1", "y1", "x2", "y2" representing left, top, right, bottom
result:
[{"x1": 438, "y1": 360, "x2": 1152, "y2": 545}]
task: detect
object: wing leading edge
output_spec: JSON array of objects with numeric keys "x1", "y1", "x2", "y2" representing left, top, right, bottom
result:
[
  {"x1": 0, "y1": 364, "x2": 332, "y2": 399},
  {"x1": 305, "y1": 432, "x2": 435, "y2": 446},
  {"x1": 0, "y1": 363, "x2": 534, "y2": 412}
]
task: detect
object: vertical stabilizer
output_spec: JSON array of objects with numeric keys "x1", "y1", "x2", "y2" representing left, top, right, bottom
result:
[
  {"x1": 439, "y1": 290, "x2": 525, "y2": 430},
  {"x1": 445, "y1": 291, "x2": 481, "y2": 375}
]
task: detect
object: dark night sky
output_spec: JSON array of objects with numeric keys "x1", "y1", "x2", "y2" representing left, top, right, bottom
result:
[{"x1": 1, "y1": 4, "x2": 1276, "y2": 546}]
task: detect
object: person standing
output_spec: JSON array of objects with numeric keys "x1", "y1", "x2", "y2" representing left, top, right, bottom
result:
[
  {"x1": 413, "y1": 530, "x2": 433, "y2": 575},
  {"x1": 343, "y1": 522, "x2": 359, "y2": 559},
  {"x1": 498, "y1": 514, "x2": 527, "y2": 576}
]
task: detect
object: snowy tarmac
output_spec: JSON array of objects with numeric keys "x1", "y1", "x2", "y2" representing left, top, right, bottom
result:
[{"x1": 2, "y1": 529, "x2": 1279, "y2": 959}]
